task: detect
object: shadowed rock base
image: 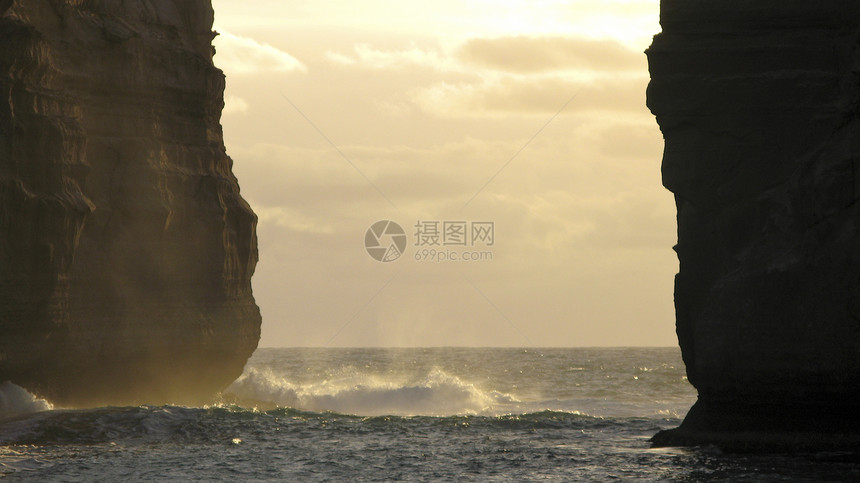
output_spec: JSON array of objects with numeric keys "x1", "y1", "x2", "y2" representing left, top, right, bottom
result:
[
  {"x1": 0, "y1": 1, "x2": 261, "y2": 406},
  {"x1": 652, "y1": 399, "x2": 860, "y2": 453},
  {"x1": 647, "y1": 1, "x2": 860, "y2": 451}
]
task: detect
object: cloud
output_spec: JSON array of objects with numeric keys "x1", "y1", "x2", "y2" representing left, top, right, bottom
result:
[
  {"x1": 326, "y1": 43, "x2": 450, "y2": 70},
  {"x1": 457, "y1": 35, "x2": 644, "y2": 73},
  {"x1": 413, "y1": 75, "x2": 648, "y2": 116},
  {"x1": 214, "y1": 31, "x2": 307, "y2": 75},
  {"x1": 325, "y1": 35, "x2": 645, "y2": 75},
  {"x1": 208, "y1": 3, "x2": 676, "y2": 347},
  {"x1": 222, "y1": 95, "x2": 250, "y2": 115},
  {"x1": 254, "y1": 205, "x2": 337, "y2": 234},
  {"x1": 227, "y1": 112, "x2": 674, "y2": 347},
  {"x1": 229, "y1": 117, "x2": 667, "y2": 247}
]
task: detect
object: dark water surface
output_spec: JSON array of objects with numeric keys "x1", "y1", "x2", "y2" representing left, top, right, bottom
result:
[{"x1": 1, "y1": 348, "x2": 857, "y2": 481}]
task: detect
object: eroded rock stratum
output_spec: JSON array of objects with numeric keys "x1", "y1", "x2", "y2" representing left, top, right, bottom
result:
[
  {"x1": 0, "y1": 0, "x2": 261, "y2": 406},
  {"x1": 648, "y1": 1, "x2": 860, "y2": 449}
]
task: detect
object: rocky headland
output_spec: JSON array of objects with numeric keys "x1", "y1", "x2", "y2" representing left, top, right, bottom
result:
[
  {"x1": 0, "y1": 0, "x2": 261, "y2": 406},
  {"x1": 648, "y1": 0, "x2": 860, "y2": 451}
]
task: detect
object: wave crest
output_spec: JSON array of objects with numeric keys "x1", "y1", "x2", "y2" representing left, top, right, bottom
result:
[
  {"x1": 225, "y1": 367, "x2": 518, "y2": 416},
  {"x1": 0, "y1": 381, "x2": 52, "y2": 419}
]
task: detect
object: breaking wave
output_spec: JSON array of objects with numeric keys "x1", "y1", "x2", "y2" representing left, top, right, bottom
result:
[
  {"x1": 225, "y1": 367, "x2": 519, "y2": 416},
  {"x1": 0, "y1": 382, "x2": 52, "y2": 419}
]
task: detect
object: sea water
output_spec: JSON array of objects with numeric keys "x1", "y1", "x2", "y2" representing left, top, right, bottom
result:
[{"x1": 0, "y1": 347, "x2": 858, "y2": 481}]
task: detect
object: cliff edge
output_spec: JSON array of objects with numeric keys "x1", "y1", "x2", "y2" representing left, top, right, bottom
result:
[
  {"x1": 0, "y1": 0, "x2": 261, "y2": 406},
  {"x1": 647, "y1": 1, "x2": 860, "y2": 451}
]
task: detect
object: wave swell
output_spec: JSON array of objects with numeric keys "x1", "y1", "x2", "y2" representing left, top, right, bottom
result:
[
  {"x1": 0, "y1": 382, "x2": 52, "y2": 419},
  {"x1": 225, "y1": 367, "x2": 519, "y2": 416}
]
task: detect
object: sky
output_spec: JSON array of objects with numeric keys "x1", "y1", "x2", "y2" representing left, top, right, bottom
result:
[{"x1": 209, "y1": 0, "x2": 674, "y2": 347}]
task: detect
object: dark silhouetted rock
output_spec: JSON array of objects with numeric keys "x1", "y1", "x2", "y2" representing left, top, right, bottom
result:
[
  {"x1": 647, "y1": 0, "x2": 860, "y2": 450},
  {"x1": 0, "y1": 0, "x2": 261, "y2": 406},
  {"x1": 647, "y1": 0, "x2": 860, "y2": 451}
]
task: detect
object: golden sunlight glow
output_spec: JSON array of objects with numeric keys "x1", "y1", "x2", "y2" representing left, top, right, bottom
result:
[{"x1": 211, "y1": 0, "x2": 672, "y2": 347}]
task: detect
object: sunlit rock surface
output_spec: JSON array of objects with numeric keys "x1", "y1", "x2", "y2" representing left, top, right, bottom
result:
[
  {"x1": 647, "y1": 0, "x2": 860, "y2": 450},
  {"x1": 0, "y1": 0, "x2": 261, "y2": 406}
]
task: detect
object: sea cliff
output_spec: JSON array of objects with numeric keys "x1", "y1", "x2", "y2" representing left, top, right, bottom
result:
[
  {"x1": 648, "y1": 0, "x2": 860, "y2": 450},
  {"x1": 0, "y1": 0, "x2": 261, "y2": 406}
]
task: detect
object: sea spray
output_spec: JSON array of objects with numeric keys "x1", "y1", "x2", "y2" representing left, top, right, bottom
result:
[
  {"x1": 226, "y1": 367, "x2": 518, "y2": 416},
  {"x1": 0, "y1": 382, "x2": 52, "y2": 418}
]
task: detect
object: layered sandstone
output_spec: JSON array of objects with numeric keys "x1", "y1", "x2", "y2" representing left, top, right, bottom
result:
[{"x1": 0, "y1": 0, "x2": 261, "y2": 406}]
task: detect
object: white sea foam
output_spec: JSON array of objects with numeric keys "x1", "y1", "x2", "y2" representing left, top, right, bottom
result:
[
  {"x1": 0, "y1": 381, "x2": 52, "y2": 418},
  {"x1": 225, "y1": 367, "x2": 519, "y2": 416}
]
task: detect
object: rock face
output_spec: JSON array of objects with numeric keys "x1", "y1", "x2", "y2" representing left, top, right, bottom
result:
[
  {"x1": 647, "y1": 1, "x2": 860, "y2": 449},
  {"x1": 0, "y1": 0, "x2": 261, "y2": 406}
]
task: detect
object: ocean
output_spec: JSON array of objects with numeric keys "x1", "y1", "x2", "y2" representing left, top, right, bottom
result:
[{"x1": 1, "y1": 347, "x2": 858, "y2": 481}]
